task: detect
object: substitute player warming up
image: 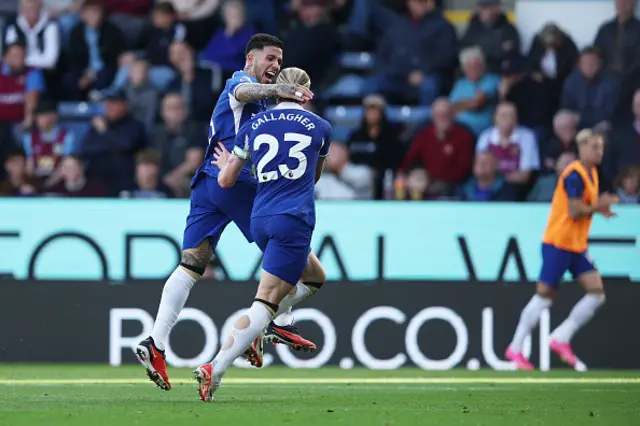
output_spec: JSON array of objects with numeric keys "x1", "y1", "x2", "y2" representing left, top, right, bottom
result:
[
  {"x1": 194, "y1": 67, "x2": 331, "y2": 402},
  {"x1": 505, "y1": 129, "x2": 620, "y2": 370}
]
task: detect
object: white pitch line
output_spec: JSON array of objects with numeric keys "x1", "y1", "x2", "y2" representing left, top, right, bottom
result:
[{"x1": 0, "y1": 377, "x2": 639, "y2": 385}]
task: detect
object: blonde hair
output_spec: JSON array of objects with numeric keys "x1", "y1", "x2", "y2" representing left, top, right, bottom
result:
[
  {"x1": 276, "y1": 67, "x2": 311, "y2": 89},
  {"x1": 576, "y1": 128, "x2": 602, "y2": 145}
]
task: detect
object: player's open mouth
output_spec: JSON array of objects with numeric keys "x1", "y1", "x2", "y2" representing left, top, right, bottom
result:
[{"x1": 265, "y1": 71, "x2": 276, "y2": 82}]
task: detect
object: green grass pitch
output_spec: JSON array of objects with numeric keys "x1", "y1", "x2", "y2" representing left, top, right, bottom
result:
[{"x1": 1, "y1": 364, "x2": 638, "y2": 425}]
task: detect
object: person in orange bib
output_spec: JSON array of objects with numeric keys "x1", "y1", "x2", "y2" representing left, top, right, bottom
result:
[{"x1": 505, "y1": 129, "x2": 620, "y2": 370}]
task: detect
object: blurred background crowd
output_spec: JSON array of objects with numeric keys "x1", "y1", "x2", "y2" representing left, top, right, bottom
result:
[{"x1": 0, "y1": 0, "x2": 639, "y2": 203}]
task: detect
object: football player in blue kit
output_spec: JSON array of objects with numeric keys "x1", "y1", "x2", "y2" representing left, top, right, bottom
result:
[
  {"x1": 194, "y1": 67, "x2": 331, "y2": 402},
  {"x1": 135, "y1": 34, "x2": 315, "y2": 391}
]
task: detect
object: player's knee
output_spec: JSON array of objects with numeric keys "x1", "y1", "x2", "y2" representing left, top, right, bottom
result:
[
  {"x1": 180, "y1": 247, "x2": 211, "y2": 271},
  {"x1": 536, "y1": 282, "x2": 556, "y2": 299}
]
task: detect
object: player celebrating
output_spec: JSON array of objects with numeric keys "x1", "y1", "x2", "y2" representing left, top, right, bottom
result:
[
  {"x1": 505, "y1": 129, "x2": 620, "y2": 370},
  {"x1": 194, "y1": 67, "x2": 331, "y2": 402},
  {"x1": 136, "y1": 34, "x2": 317, "y2": 391}
]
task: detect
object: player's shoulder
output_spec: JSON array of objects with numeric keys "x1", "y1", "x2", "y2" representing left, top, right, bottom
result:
[
  {"x1": 301, "y1": 109, "x2": 331, "y2": 130},
  {"x1": 225, "y1": 70, "x2": 257, "y2": 90}
]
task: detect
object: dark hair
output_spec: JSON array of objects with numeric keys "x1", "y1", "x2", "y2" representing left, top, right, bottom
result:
[
  {"x1": 5, "y1": 148, "x2": 26, "y2": 160},
  {"x1": 245, "y1": 33, "x2": 284, "y2": 56},
  {"x1": 580, "y1": 46, "x2": 602, "y2": 59},
  {"x1": 614, "y1": 165, "x2": 640, "y2": 189},
  {"x1": 3, "y1": 42, "x2": 26, "y2": 54},
  {"x1": 136, "y1": 149, "x2": 162, "y2": 166},
  {"x1": 153, "y1": 1, "x2": 177, "y2": 15},
  {"x1": 81, "y1": 0, "x2": 104, "y2": 9}
]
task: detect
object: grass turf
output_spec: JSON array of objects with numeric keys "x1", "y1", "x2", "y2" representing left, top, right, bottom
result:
[{"x1": 0, "y1": 365, "x2": 638, "y2": 425}]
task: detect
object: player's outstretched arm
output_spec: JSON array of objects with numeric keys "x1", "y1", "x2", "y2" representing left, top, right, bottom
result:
[{"x1": 234, "y1": 83, "x2": 313, "y2": 104}]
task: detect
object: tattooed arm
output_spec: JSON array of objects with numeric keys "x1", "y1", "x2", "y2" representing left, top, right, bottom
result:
[{"x1": 234, "y1": 83, "x2": 313, "y2": 104}]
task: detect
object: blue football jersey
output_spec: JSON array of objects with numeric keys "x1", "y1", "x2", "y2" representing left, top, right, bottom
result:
[
  {"x1": 233, "y1": 102, "x2": 332, "y2": 228},
  {"x1": 194, "y1": 70, "x2": 266, "y2": 184}
]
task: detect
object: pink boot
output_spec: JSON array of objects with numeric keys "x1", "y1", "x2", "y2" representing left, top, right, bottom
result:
[
  {"x1": 549, "y1": 339, "x2": 577, "y2": 367},
  {"x1": 505, "y1": 347, "x2": 534, "y2": 370}
]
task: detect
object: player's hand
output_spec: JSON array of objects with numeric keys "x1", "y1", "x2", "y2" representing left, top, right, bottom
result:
[
  {"x1": 275, "y1": 84, "x2": 313, "y2": 103},
  {"x1": 596, "y1": 193, "x2": 620, "y2": 210},
  {"x1": 212, "y1": 142, "x2": 230, "y2": 169},
  {"x1": 599, "y1": 209, "x2": 617, "y2": 218}
]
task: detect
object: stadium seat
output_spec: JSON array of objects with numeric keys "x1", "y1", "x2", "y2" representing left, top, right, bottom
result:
[
  {"x1": 387, "y1": 106, "x2": 430, "y2": 124},
  {"x1": 339, "y1": 52, "x2": 374, "y2": 71},
  {"x1": 57, "y1": 102, "x2": 104, "y2": 119},
  {"x1": 198, "y1": 60, "x2": 224, "y2": 94},
  {"x1": 325, "y1": 106, "x2": 363, "y2": 124},
  {"x1": 332, "y1": 125, "x2": 354, "y2": 142},
  {"x1": 61, "y1": 120, "x2": 92, "y2": 142},
  {"x1": 321, "y1": 74, "x2": 367, "y2": 100}
]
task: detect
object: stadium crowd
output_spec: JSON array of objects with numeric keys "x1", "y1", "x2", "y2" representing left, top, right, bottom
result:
[{"x1": 0, "y1": 0, "x2": 639, "y2": 202}]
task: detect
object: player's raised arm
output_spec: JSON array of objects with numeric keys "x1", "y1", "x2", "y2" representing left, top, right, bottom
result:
[{"x1": 234, "y1": 83, "x2": 313, "y2": 104}]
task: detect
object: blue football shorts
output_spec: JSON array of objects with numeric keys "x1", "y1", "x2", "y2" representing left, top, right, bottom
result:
[
  {"x1": 538, "y1": 243, "x2": 597, "y2": 287},
  {"x1": 251, "y1": 214, "x2": 313, "y2": 285},
  {"x1": 182, "y1": 174, "x2": 257, "y2": 251}
]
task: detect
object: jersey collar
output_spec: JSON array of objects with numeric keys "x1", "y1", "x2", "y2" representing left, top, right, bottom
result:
[{"x1": 274, "y1": 102, "x2": 305, "y2": 110}]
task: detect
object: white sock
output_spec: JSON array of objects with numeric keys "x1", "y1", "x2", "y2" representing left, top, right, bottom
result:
[
  {"x1": 551, "y1": 293, "x2": 605, "y2": 343},
  {"x1": 150, "y1": 266, "x2": 198, "y2": 350},
  {"x1": 272, "y1": 282, "x2": 314, "y2": 326},
  {"x1": 509, "y1": 294, "x2": 553, "y2": 352},
  {"x1": 213, "y1": 301, "x2": 273, "y2": 374}
]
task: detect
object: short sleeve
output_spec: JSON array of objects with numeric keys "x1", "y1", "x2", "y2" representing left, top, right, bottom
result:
[
  {"x1": 478, "y1": 74, "x2": 500, "y2": 96},
  {"x1": 233, "y1": 121, "x2": 252, "y2": 160},
  {"x1": 475, "y1": 129, "x2": 491, "y2": 153},
  {"x1": 519, "y1": 129, "x2": 541, "y2": 170},
  {"x1": 228, "y1": 71, "x2": 255, "y2": 102},
  {"x1": 319, "y1": 121, "x2": 332, "y2": 157},
  {"x1": 563, "y1": 171, "x2": 584, "y2": 199},
  {"x1": 25, "y1": 69, "x2": 45, "y2": 93},
  {"x1": 61, "y1": 131, "x2": 77, "y2": 155},
  {"x1": 22, "y1": 134, "x2": 33, "y2": 156}
]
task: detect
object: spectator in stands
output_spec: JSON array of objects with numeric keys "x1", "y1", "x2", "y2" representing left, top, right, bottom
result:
[
  {"x1": 0, "y1": 42, "x2": 44, "y2": 131},
  {"x1": 120, "y1": 149, "x2": 173, "y2": 198},
  {"x1": 124, "y1": 58, "x2": 159, "y2": 132},
  {"x1": 167, "y1": 42, "x2": 216, "y2": 124},
  {"x1": 101, "y1": 0, "x2": 153, "y2": 47},
  {"x1": 499, "y1": 52, "x2": 548, "y2": 136},
  {"x1": 527, "y1": 151, "x2": 576, "y2": 202},
  {"x1": 283, "y1": 0, "x2": 340, "y2": 91},
  {"x1": 397, "y1": 166, "x2": 431, "y2": 200},
  {"x1": 315, "y1": 142, "x2": 373, "y2": 200},
  {"x1": 47, "y1": 155, "x2": 107, "y2": 197},
  {"x1": 346, "y1": 94, "x2": 404, "y2": 199},
  {"x1": 365, "y1": 0, "x2": 457, "y2": 105},
  {"x1": 44, "y1": 0, "x2": 83, "y2": 42},
  {"x1": 594, "y1": 0, "x2": 640, "y2": 78},
  {"x1": 542, "y1": 110, "x2": 579, "y2": 172},
  {"x1": 81, "y1": 90, "x2": 148, "y2": 195},
  {"x1": 200, "y1": 0, "x2": 254, "y2": 80},
  {"x1": 459, "y1": 0, "x2": 520, "y2": 75},
  {"x1": 0, "y1": 149, "x2": 39, "y2": 196},
  {"x1": 457, "y1": 150, "x2": 517, "y2": 201},
  {"x1": 105, "y1": 2, "x2": 186, "y2": 94},
  {"x1": 66, "y1": 0, "x2": 125, "y2": 101},
  {"x1": 0, "y1": 1, "x2": 18, "y2": 21},
  {"x1": 606, "y1": 89, "x2": 640, "y2": 184},
  {"x1": 614, "y1": 164, "x2": 640, "y2": 203},
  {"x1": 399, "y1": 98, "x2": 474, "y2": 197},
  {"x1": 450, "y1": 47, "x2": 500, "y2": 135},
  {"x1": 561, "y1": 47, "x2": 619, "y2": 130},
  {"x1": 527, "y1": 23, "x2": 579, "y2": 124},
  {"x1": 476, "y1": 102, "x2": 540, "y2": 190},
  {"x1": 2, "y1": 0, "x2": 61, "y2": 71},
  {"x1": 23, "y1": 100, "x2": 76, "y2": 187},
  {"x1": 152, "y1": 92, "x2": 205, "y2": 198}
]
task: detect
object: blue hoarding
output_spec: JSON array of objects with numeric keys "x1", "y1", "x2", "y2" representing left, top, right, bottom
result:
[{"x1": 0, "y1": 200, "x2": 638, "y2": 281}]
